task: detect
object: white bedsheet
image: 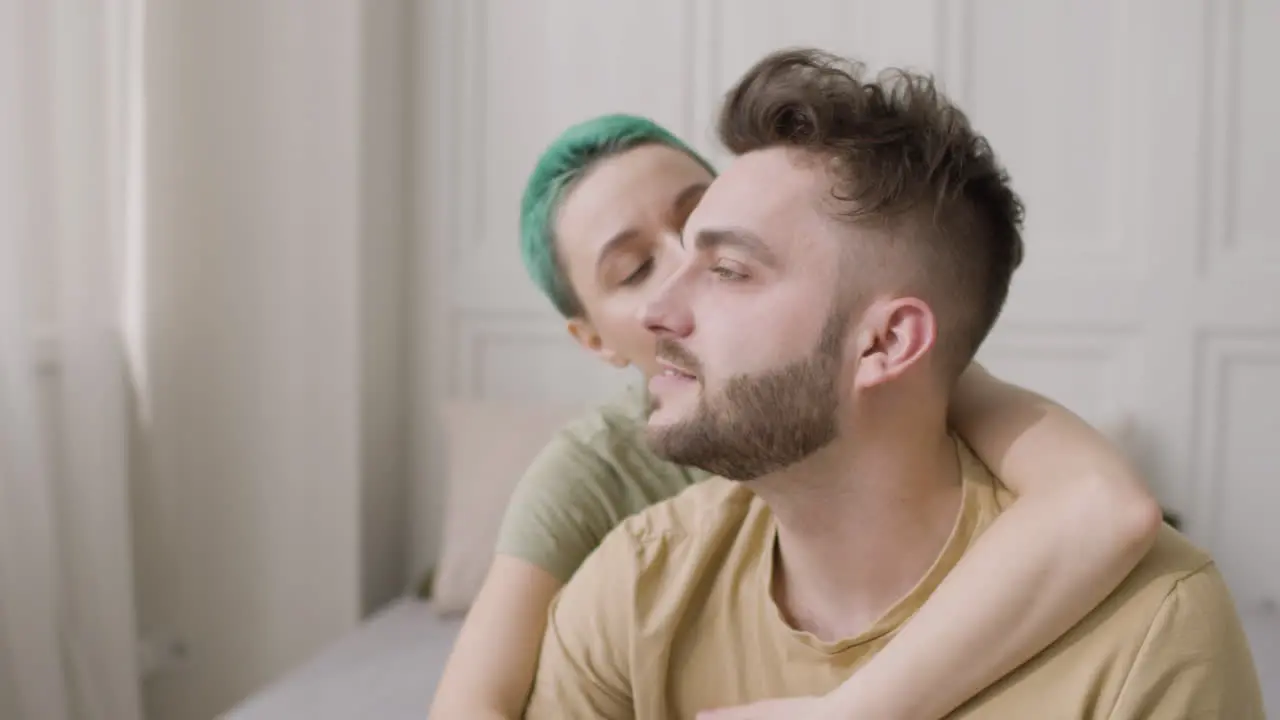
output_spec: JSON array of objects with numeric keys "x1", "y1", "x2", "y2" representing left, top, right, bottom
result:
[{"x1": 224, "y1": 597, "x2": 462, "y2": 720}]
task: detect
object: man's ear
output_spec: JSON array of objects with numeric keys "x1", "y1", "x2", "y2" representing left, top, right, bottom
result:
[
  {"x1": 850, "y1": 297, "x2": 937, "y2": 389},
  {"x1": 567, "y1": 316, "x2": 629, "y2": 368}
]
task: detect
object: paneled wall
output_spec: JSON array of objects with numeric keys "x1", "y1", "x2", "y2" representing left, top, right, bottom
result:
[{"x1": 414, "y1": 0, "x2": 1279, "y2": 699}]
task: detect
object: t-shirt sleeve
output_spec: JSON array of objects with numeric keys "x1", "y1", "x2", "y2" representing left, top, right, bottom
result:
[
  {"x1": 1108, "y1": 563, "x2": 1266, "y2": 719},
  {"x1": 524, "y1": 523, "x2": 636, "y2": 720},
  {"x1": 495, "y1": 432, "x2": 623, "y2": 583}
]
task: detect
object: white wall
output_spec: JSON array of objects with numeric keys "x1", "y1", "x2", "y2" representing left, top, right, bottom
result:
[
  {"x1": 132, "y1": 2, "x2": 410, "y2": 718},
  {"x1": 414, "y1": 0, "x2": 1279, "y2": 703}
]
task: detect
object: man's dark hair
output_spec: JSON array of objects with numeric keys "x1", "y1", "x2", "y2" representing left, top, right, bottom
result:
[{"x1": 718, "y1": 48, "x2": 1025, "y2": 378}]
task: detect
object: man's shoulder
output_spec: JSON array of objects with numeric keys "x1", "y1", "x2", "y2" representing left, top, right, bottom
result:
[
  {"x1": 1123, "y1": 524, "x2": 1216, "y2": 596},
  {"x1": 557, "y1": 476, "x2": 764, "y2": 620},
  {"x1": 1089, "y1": 525, "x2": 1222, "y2": 634},
  {"x1": 1101, "y1": 527, "x2": 1265, "y2": 716},
  {"x1": 961, "y1": 525, "x2": 1259, "y2": 717},
  {"x1": 1063, "y1": 524, "x2": 1244, "y2": 665}
]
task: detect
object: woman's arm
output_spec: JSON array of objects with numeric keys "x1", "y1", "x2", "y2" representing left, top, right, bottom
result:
[
  {"x1": 428, "y1": 555, "x2": 563, "y2": 720},
  {"x1": 819, "y1": 364, "x2": 1164, "y2": 719}
]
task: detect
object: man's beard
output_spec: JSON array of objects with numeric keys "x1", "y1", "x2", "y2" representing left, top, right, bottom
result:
[{"x1": 646, "y1": 311, "x2": 846, "y2": 481}]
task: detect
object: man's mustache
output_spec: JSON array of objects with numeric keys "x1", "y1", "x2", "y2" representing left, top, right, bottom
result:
[{"x1": 655, "y1": 338, "x2": 702, "y2": 377}]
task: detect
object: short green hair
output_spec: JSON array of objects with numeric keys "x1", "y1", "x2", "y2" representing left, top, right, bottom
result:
[{"x1": 519, "y1": 114, "x2": 716, "y2": 317}]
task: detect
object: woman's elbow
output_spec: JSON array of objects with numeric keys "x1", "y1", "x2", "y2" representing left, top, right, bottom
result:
[{"x1": 1082, "y1": 472, "x2": 1164, "y2": 556}]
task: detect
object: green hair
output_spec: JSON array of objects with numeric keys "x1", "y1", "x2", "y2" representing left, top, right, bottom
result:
[{"x1": 519, "y1": 114, "x2": 716, "y2": 317}]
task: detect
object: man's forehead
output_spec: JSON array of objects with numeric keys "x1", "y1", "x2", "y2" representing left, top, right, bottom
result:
[{"x1": 690, "y1": 147, "x2": 830, "y2": 242}]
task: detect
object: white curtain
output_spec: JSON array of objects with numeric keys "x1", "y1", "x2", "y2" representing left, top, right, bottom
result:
[
  {"x1": 0, "y1": 1, "x2": 144, "y2": 719},
  {"x1": 1, "y1": 1, "x2": 412, "y2": 717}
]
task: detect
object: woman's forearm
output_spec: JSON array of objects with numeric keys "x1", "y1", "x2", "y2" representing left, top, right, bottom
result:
[
  {"x1": 948, "y1": 363, "x2": 1148, "y2": 496},
  {"x1": 820, "y1": 365, "x2": 1161, "y2": 719},
  {"x1": 824, "y1": 479, "x2": 1157, "y2": 718},
  {"x1": 429, "y1": 556, "x2": 563, "y2": 720}
]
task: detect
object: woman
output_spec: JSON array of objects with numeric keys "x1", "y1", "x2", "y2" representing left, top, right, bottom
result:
[{"x1": 429, "y1": 115, "x2": 1162, "y2": 720}]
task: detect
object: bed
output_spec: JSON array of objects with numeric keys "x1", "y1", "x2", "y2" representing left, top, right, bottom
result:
[{"x1": 223, "y1": 597, "x2": 463, "y2": 720}]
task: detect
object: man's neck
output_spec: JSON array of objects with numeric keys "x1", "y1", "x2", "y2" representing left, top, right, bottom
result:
[{"x1": 751, "y1": 413, "x2": 963, "y2": 641}]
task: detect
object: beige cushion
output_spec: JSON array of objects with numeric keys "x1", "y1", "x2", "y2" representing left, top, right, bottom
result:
[{"x1": 430, "y1": 399, "x2": 583, "y2": 614}]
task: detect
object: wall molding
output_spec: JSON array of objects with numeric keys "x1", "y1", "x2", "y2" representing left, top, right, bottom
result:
[
  {"x1": 1198, "y1": 0, "x2": 1241, "y2": 276},
  {"x1": 1197, "y1": 0, "x2": 1279, "y2": 278},
  {"x1": 1192, "y1": 329, "x2": 1280, "y2": 546}
]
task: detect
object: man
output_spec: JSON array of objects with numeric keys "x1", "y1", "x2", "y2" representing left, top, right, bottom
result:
[{"x1": 523, "y1": 48, "x2": 1264, "y2": 719}]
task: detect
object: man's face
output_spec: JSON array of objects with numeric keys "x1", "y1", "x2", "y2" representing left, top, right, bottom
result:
[{"x1": 643, "y1": 147, "x2": 858, "y2": 480}]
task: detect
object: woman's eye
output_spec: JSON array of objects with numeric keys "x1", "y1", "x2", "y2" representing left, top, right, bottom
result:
[{"x1": 620, "y1": 258, "x2": 654, "y2": 286}]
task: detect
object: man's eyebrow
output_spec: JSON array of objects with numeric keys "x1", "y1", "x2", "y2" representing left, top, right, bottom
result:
[{"x1": 691, "y1": 227, "x2": 779, "y2": 267}]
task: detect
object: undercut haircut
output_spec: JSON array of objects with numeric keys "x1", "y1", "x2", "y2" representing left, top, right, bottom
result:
[{"x1": 717, "y1": 48, "x2": 1025, "y2": 378}]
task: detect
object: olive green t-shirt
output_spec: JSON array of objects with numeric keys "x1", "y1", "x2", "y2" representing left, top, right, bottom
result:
[{"x1": 494, "y1": 384, "x2": 709, "y2": 582}]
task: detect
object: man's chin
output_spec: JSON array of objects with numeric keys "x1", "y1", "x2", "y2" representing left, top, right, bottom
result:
[
  {"x1": 643, "y1": 419, "x2": 689, "y2": 465},
  {"x1": 646, "y1": 386, "x2": 699, "y2": 423},
  {"x1": 645, "y1": 403, "x2": 688, "y2": 430}
]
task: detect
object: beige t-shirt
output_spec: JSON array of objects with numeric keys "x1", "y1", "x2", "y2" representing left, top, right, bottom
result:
[
  {"x1": 494, "y1": 384, "x2": 709, "y2": 582},
  {"x1": 526, "y1": 441, "x2": 1265, "y2": 719}
]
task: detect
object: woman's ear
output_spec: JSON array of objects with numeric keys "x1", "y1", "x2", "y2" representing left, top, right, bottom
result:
[{"x1": 567, "y1": 317, "x2": 629, "y2": 368}]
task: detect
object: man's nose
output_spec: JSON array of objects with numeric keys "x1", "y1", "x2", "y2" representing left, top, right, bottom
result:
[{"x1": 639, "y1": 272, "x2": 694, "y2": 339}]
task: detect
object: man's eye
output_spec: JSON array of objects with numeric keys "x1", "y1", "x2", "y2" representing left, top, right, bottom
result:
[
  {"x1": 621, "y1": 258, "x2": 654, "y2": 286},
  {"x1": 711, "y1": 265, "x2": 746, "y2": 281}
]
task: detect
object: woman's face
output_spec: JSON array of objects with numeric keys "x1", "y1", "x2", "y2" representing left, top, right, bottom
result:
[{"x1": 554, "y1": 144, "x2": 714, "y2": 379}]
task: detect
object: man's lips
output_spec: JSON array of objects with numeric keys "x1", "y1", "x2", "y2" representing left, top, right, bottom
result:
[
  {"x1": 657, "y1": 359, "x2": 697, "y2": 380},
  {"x1": 648, "y1": 362, "x2": 697, "y2": 401}
]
